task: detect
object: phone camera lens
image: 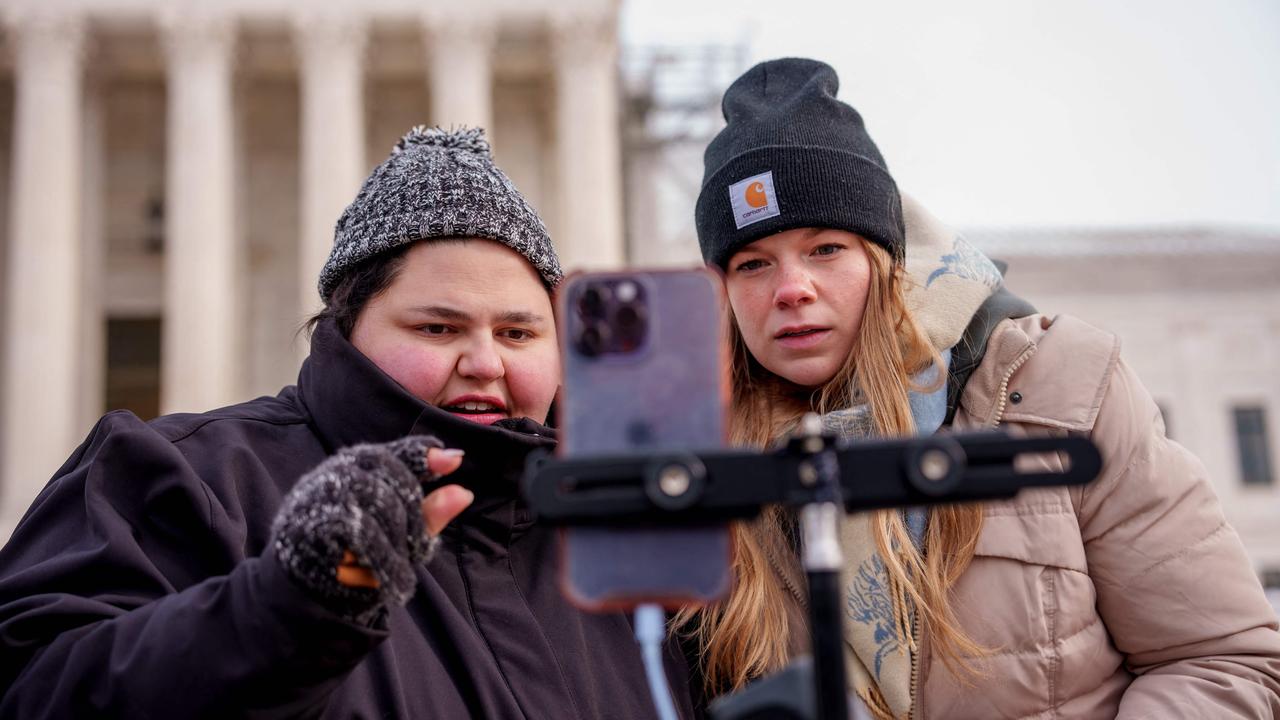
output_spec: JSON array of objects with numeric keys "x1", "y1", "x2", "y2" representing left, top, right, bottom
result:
[
  {"x1": 615, "y1": 304, "x2": 641, "y2": 329},
  {"x1": 578, "y1": 286, "x2": 609, "y2": 318},
  {"x1": 614, "y1": 303, "x2": 648, "y2": 353},
  {"x1": 577, "y1": 323, "x2": 610, "y2": 357}
]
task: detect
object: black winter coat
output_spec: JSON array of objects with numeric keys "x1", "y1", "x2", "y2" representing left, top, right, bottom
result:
[{"x1": 0, "y1": 319, "x2": 696, "y2": 719}]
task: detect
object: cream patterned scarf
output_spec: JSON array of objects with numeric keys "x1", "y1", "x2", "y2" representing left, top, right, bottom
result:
[
  {"x1": 823, "y1": 353, "x2": 945, "y2": 720},
  {"x1": 828, "y1": 193, "x2": 1002, "y2": 719}
]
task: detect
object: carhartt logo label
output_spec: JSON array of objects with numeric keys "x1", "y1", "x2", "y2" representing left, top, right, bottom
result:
[{"x1": 730, "y1": 171, "x2": 780, "y2": 229}]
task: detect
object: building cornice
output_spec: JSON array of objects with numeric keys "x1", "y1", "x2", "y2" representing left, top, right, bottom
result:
[
  {"x1": 14, "y1": 0, "x2": 615, "y2": 27},
  {"x1": 965, "y1": 226, "x2": 1280, "y2": 259}
]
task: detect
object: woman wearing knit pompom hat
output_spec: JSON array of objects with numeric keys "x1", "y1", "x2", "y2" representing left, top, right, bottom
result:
[{"x1": 0, "y1": 127, "x2": 698, "y2": 718}]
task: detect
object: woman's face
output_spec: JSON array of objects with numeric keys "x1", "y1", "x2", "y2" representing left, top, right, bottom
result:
[
  {"x1": 350, "y1": 239, "x2": 560, "y2": 425},
  {"x1": 724, "y1": 228, "x2": 872, "y2": 388}
]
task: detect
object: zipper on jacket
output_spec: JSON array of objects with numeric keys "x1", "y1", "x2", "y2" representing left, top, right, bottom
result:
[
  {"x1": 908, "y1": 609, "x2": 921, "y2": 720},
  {"x1": 764, "y1": 531, "x2": 808, "y2": 609},
  {"x1": 907, "y1": 341, "x2": 1035, "y2": 718},
  {"x1": 989, "y1": 345, "x2": 1036, "y2": 428}
]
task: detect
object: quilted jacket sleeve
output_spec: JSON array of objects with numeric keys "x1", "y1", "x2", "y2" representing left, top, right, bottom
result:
[{"x1": 1077, "y1": 358, "x2": 1280, "y2": 718}]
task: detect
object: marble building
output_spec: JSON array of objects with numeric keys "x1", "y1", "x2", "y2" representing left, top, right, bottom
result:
[{"x1": 0, "y1": 0, "x2": 624, "y2": 537}]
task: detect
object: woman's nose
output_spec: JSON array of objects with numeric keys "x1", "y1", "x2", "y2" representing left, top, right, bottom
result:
[
  {"x1": 773, "y1": 263, "x2": 816, "y2": 308},
  {"x1": 457, "y1": 339, "x2": 505, "y2": 382}
]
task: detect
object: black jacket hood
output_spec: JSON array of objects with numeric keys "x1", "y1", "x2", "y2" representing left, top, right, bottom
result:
[{"x1": 298, "y1": 316, "x2": 555, "y2": 502}]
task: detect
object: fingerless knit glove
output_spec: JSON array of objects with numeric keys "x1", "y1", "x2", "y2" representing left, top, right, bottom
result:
[{"x1": 271, "y1": 435, "x2": 445, "y2": 625}]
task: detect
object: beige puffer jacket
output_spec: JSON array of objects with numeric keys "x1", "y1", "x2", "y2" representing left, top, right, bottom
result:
[{"x1": 912, "y1": 312, "x2": 1280, "y2": 718}]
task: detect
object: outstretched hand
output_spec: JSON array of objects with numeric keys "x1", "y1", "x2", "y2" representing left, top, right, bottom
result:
[{"x1": 336, "y1": 447, "x2": 472, "y2": 589}]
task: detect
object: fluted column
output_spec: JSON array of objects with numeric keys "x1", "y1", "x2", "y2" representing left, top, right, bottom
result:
[
  {"x1": 1, "y1": 11, "x2": 86, "y2": 535},
  {"x1": 294, "y1": 12, "x2": 367, "y2": 328},
  {"x1": 551, "y1": 13, "x2": 625, "y2": 270},
  {"x1": 79, "y1": 79, "x2": 107, "y2": 432},
  {"x1": 423, "y1": 13, "x2": 495, "y2": 134},
  {"x1": 160, "y1": 14, "x2": 242, "y2": 414}
]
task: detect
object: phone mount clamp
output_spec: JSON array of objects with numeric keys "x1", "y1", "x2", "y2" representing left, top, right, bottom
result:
[{"x1": 523, "y1": 426, "x2": 1101, "y2": 719}]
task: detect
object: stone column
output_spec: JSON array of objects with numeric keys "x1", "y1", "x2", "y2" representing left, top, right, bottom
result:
[
  {"x1": 79, "y1": 78, "x2": 107, "y2": 432},
  {"x1": 160, "y1": 14, "x2": 242, "y2": 415},
  {"x1": 423, "y1": 13, "x2": 495, "y2": 135},
  {"x1": 294, "y1": 12, "x2": 367, "y2": 333},
  {"x1": 0, "y1": 11, "x2": 86, "y2": 536},
  {"x1": 551, "y1": 13, "x2": 625, "y2": 270}
]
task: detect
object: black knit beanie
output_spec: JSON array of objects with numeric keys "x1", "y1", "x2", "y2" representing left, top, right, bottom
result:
[{"x1": 695, "y1": 58, "x2": 905, "y2": 269}]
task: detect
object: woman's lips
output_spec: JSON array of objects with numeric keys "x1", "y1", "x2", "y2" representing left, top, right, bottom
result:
[
  {"x1": 774, "y1": 328, "x2": 831, "y2": 349},
  {"x1": 446, "y1": 411, "x2": 508, "y2": 426},
  {"x1": 441, "y1": 395, "x2": 509, "y2": 425}
]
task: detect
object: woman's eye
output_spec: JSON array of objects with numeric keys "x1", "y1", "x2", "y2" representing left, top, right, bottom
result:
[
  {"x1": 813, "y1": 244, "x2": 844, "y2": 257},
  {"x1": 734, "y1": 258, "x2": 767, "y2": 273}
]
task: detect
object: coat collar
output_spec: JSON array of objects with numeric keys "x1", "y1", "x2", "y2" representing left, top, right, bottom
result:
[
  {"x1": 295, "y1": 318, "x2": 556, "y2": 500},
  {"x1": 959, "y1": 314, "x2": 1121, "y2": 432}
]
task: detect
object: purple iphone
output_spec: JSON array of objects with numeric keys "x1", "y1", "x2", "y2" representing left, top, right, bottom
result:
[{"x1": 556, "y1": 269, "x2": 733, "y2": 611}]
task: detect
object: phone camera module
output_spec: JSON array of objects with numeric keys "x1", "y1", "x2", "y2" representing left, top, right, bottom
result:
[{"x1": 572, "y1": 278, "x2": 649, "y2": 357}]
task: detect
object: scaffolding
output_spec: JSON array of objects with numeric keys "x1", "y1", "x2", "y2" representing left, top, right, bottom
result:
[{"x1": 620, "y1": 44, "x2": 749, "y2": 266}]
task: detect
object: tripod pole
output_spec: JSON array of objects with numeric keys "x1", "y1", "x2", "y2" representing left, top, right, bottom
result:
[
  {"x1": 797, "y1": 416, "x2": 849, "y2": 720},
  {"x1": 802, "y1": 500, "x2": 848, "y2": 719}
]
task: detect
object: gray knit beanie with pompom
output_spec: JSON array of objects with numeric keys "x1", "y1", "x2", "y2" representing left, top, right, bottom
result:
[{"x1": 317, "y1": 126, "x2": 562, "y2": 300}]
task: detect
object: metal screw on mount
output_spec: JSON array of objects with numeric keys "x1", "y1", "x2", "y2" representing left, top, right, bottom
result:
[
  {"x1": 906, "y1": 436, "x2": 966, "y2": 497},
  {"x1": 801, "y1": 413, "x2": 825, "y2": 454},
  {"x1": 642, "y1": 456, "x2": 707, "y2": 511},
  {"x1": 658, "y1": 465, "x2": 691, "y2": 497},
  {"x1": 919, "y1": 448, "x2": 952, "y2": 482},
  {"x1": 798, "y1": 462, "x2": 818, "y2": 487}
]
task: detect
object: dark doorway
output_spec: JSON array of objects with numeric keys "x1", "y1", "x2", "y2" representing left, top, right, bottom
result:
[{"x1": 106, "y1": 317, "x2": 161, "y2": 421}]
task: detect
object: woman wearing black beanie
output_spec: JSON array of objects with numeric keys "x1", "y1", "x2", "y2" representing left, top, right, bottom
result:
[{"x1": 680, "y1": 57, "x2": 1280, "y2": 719}]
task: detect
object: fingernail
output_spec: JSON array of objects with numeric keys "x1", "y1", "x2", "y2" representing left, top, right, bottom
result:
[{"x1": 437, "y1": 448, "x2": 465, "y2": 458}]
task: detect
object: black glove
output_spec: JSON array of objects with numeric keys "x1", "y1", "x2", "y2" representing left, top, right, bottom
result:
[{"x1": 270, "y1": 435, "x2": 445, "y2": 625}]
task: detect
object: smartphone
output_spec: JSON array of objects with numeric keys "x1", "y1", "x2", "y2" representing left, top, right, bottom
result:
[{"x1": 556, "y1": 269, "x2": 733, "y2": 611}]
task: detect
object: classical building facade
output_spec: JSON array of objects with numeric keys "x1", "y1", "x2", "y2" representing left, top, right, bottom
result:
[{"x1": 0, "y1": 0, "x2": 624, "y2": 538}]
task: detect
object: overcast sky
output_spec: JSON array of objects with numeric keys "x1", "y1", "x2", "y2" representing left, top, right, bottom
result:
[{"x1": 621, "y1": 0, "x2": 1280, "y2": 231}]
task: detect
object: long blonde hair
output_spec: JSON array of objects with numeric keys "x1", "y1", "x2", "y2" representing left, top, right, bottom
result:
[{"x1": 676, "y1": 239, "x2": 986, "y2": 694}]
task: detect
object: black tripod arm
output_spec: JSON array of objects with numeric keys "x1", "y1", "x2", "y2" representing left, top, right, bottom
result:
[
  {"x1": 835, "y1": 431, "x2": 1102, "y2": 507},
  {"x1": 522, "y1": 430, "x2": 1101, "y2": 525}
]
